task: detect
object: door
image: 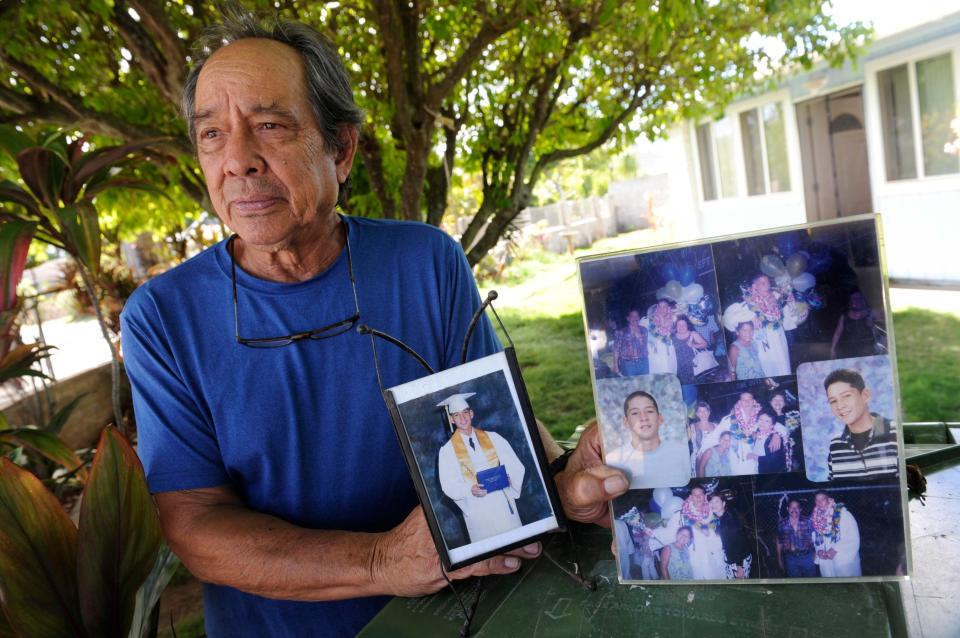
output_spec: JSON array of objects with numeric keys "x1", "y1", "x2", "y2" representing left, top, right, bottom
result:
[{"x1": 796, "y1": 88, "x2": 873, "y2": 222}]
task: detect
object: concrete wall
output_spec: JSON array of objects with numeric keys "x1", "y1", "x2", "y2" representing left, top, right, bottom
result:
[{"x1": 3, "y1": 362, "x2": 121, "y2": 450}]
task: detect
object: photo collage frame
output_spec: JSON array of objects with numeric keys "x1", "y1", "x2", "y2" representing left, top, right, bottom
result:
[{"x1": 578, "y1": 214, "x2": 909, "y2": 584}]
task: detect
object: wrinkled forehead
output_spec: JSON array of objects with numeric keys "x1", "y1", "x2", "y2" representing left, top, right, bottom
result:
[{"x1": 195, "y1": 38, "x2": 309, "y2": 114}]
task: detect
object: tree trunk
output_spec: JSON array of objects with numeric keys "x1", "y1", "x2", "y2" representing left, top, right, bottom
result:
[
  {"x1": 464, "y1": 203, "x2": 522, "y2": 266},
  {"x1": 398, "y1": 122, "x2": 435, "y2": 221},
  {"x1": 357, "y1": 132, "x2": 397, "y2": 219},
  {"x1": 77, "y1": 264, "x2": 125, "y2": 434}
]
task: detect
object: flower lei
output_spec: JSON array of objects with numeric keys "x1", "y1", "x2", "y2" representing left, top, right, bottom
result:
[
  {"x1": 650, "y1": 303, "x2": 675, "y2": 345},
  {"x1": 729, "y1": 401, "x2": 760, "y2": 445},
  {"x1": 745, "y1": 287, "x2": 783, "y2": 329},
  {"x1": 682, "y1": 496, "x2": 717, "y2": 532},
  {"x1": 783, "y1": 410, "x2": 801, "y2": 433},
  {"x1": 812, "y1": 501, "x2": 845, "y2": 543}
]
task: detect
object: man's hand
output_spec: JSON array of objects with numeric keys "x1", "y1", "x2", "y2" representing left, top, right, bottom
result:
[
  {"x1": 553, "y1": 421, "x2": 628, "y2": 527},
  {"x1": 470, "y1": 484, "x2": 488, "y2": 497},
  {"x1": 369, "y1": 507, "x2": 540, "y2": 597},
  {"x1": 768, "y1": 433, "x2": 782, "y2": 452}
]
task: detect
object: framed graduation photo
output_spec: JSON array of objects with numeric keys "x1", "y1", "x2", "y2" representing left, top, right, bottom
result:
[
  {"x1": 384, "y1": 349, "x2": 565, "y2": 571},
  {"x1": 579, "y1": 214, "x2": 910, "y2": 585}
]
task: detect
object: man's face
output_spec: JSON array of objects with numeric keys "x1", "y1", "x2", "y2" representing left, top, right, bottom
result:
[
  {"x1": 826, "y1": 381, "x2": 871, "y2": 426},
  {"x1": 623, "y1": 395, "x2": 663, "y2": 442},
  {"x1": 788, "y1": 501, "x2": 801, "y2": 519},
  {"x1": 193, "y1": 39, "x2": 355, "y2": 251},
  {"x1": 752, "y1": 275, "x2": 771, "y2": 295},
  {"x1": 815, "y1": 493, "x2": 829, "y2": 510},
  {"x1": 690, "y1": 487, "x2": 705, "y2": 505},
  {"x1": 450, "y1": 408, "x2": 474, "y2": 432}
]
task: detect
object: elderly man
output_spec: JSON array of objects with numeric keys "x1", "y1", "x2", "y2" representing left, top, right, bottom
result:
[
  {"x1": 121, "y1": 10, "x2": 627, "y2": 637},
  {"x1": 437, "y1": 393, "x2": 526, "y2": 542}
]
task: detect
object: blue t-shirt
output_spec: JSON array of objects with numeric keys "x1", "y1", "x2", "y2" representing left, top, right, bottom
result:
[{"x1": 121, "y1": 216, "x2": 500, "y2": 637}]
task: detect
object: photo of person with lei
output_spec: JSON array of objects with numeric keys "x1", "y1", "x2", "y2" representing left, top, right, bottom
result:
[
  {"x1": 811, "y1": 491, "x2": 862, "y2": 577},
  {"x1": 647, "y1": 299, "x2": 678, "y2": 374},
  {"x1": 680, "y1": 486, "x2": 726, "y2": 580},
  {"x1": 737, "y1": 274, "x2": 792, "y2": 377},
  {"x1": 812, "y1": 499, "x2": 844, "y2": 544}
]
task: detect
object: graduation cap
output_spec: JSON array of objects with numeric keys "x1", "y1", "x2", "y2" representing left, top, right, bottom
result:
[
  {"x1": 437, "y1": 392, "x2": 475, "y2": 434},
  {"x1": 437, "y1": 392, "x2": 475, "y2": 414}
]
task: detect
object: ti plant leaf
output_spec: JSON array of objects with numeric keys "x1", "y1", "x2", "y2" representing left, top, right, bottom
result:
[
  {"x1": 15, "y1": 147, "x2": 67, "y2": 213},
  {"x1": 0, "y1": 342, "x2": 54, "y2": 383},
  {"x1": 77, "y1": 426, "x2": 162, "y2": 638},
  {"x1": 0, "y1": 220, "x2": 36, "y2": 312},
  {"x1": 0, "y1": 458, "x2": 85, "y2": 638},
  {"x1": 56, "y1": 201, "x2": 101, "y2": 278},
  {"x1": 0, "y1": 428, "x2": 88, "y2": 483},
  {"x1": 45, "y1": 393, "x2": 87, "y2": 436}
]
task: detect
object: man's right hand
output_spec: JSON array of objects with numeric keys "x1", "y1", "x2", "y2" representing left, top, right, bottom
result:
[
  {"x1": 470, "y1": 484, "x2": 488, "y2": 497},
  {"x1": 553, "y1": 421, "x2": 628, "y2": 527},
  {"x1": 369, "y1": 506, "x2": 540, "y2": 597}
]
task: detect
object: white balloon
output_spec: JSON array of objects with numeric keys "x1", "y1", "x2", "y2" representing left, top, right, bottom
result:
[
  {"x1": 680, "y1": 283, "x2": 704, "y2": 304},
  {"x1": 661, "y1": 496, "x2": 684, "y2": 519},
  {"x1": 793, "y1": 272, "x2": 816, "y2": 292},
  {"x1": 652, "y1": 487, "x2": 673, "y2": 508}
]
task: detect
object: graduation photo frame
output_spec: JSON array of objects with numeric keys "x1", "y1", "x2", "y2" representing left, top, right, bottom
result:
[
  {"x1": 578, "y1": 214, "x2": 910, "y2": 584},
  {"x1": 384, "y1": 349, "x2": 565, "y2": 571}
]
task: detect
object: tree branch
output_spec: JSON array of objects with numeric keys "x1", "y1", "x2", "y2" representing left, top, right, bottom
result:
[
  {"x1": 530, "y1": 82, "x2": 648, "y2": 185},
  {"x1": 0, "y1": 52, "x2": 192, "y2": 155},
  {"x1": 114, "y1": 0, "x2": 186, "y2": 106}
]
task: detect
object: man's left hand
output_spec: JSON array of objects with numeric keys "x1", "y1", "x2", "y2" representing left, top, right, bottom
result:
[
  {"x1": 553, "y1": 421, "x2": 628, "y2": 527},
  {"x1": 768, "y1": 433, "x2": 782, "y2": 452}
]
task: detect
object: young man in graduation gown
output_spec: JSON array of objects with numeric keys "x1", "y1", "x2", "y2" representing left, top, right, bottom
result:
[{"x1": 437, "y1": 393, "x2": 526, "y2": 542}]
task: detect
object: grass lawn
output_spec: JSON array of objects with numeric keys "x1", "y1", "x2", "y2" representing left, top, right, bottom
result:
[{"x1": 483, "y1": 231, "x2": 960, "y2": 440}]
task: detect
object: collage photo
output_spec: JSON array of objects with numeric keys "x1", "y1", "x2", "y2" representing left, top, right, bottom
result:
[{"x1": 579, "y1": 215, "x2": 908, "y2": 583}]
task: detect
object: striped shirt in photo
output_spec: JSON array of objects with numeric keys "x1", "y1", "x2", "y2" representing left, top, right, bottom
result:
[{"x1": 827, "y1": 413, "x2": 899, "y2": 481}]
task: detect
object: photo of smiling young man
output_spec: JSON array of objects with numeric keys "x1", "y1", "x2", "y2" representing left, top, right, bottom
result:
[
  {"x1": 797, "y1": 356, "x2": 901, "y2": 483},
  {"x1": 604, "y1": 389, "x2": 692, "y2": 488},
  {"x1": 823, "y1": 368, "x2": 899, "y2": 481}
]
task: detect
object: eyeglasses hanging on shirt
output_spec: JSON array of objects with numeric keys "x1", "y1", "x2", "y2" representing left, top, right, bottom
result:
[{"x1": 228, "y1": 218, "x2": 360, "y2": 348}]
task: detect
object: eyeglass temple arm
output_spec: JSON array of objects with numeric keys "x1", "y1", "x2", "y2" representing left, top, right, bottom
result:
[
  {"x1": 357, "y1": 325, "x2": 436, "y2": 375},
  {"x1": 461, "y1": 290, "x2": 512, "y2": 365}
]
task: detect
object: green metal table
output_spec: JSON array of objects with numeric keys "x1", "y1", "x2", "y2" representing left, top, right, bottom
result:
[{"x1": 359, "y1": 423, "x2": 960, "y2": 638}]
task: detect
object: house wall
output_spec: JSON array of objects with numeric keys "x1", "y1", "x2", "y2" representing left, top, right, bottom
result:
[
  {"x1": 862, "y1": 33, "x2": 960, "y2": 284},
  {"x1": 686, "y1": 89, "x2": 808, "y2": 240},
  {"x1": 671, "y1": 16, "x2": 960, "y2": 285}
]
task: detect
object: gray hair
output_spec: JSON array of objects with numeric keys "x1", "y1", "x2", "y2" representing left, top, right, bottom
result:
[{"x1": 181, "y1": 6, "x2": 364, "y2": 204}]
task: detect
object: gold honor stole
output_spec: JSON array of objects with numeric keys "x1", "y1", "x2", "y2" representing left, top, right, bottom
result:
[{"x1": 452, "y1": 429, "x2": 500, "y2": 482}]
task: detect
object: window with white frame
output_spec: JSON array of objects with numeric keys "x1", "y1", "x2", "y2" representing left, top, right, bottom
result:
[
  {"x1": 877, "y1": 51, "x2": 959, "y2": 180},
  {"x1": 740, "y1": 103, "x2": 791, "y2": 195},
  {"x1": 695, "y1": 117, "x2": 738, "y2": 201},
  {"x1": 695, "y1": 100, "x2": 791, "y2": 202}
]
